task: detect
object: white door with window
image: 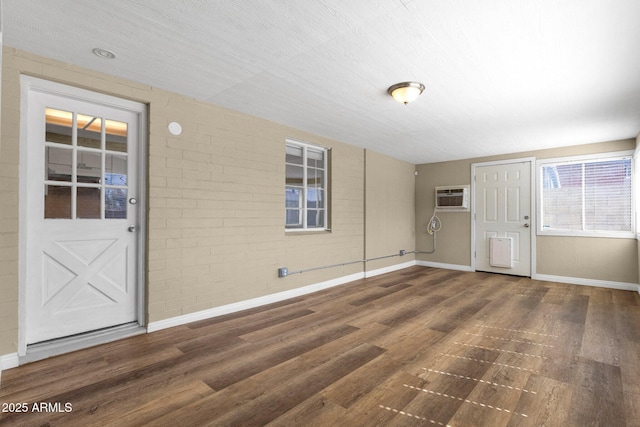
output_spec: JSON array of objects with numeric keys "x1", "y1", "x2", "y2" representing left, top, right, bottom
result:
[
  {"x1": 474, "y1": 160, "x2": 533, "y2": 276},
  {"x1": 22, "y1": 79, "x2": 145, "y2": 346}
]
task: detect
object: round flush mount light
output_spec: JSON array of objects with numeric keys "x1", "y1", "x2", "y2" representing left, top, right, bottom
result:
[
  {"x1": 168, "y1": 121, "x2": 183, "y2": 136},
  {"x1": 92, "y1": 48, "x2": 116, "y2": 59},
  {"x1": 387, "y1": 81, "x2": 425, "y2": 105}
]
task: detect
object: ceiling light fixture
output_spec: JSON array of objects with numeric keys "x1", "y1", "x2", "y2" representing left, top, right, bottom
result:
[
  {"x1": 92, "y1": 47, "x2": 116, "y2": 59},
  {"x1": 387, "y1": 81, "x2": 425, "y2": 105}
]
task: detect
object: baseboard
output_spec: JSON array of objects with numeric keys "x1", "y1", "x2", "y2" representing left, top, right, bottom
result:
[
  {"x1": 0, "y1": 352, "x2": 20, "y2": 374},
  {"x1": 148, "y1": 271, "x2": 366, "y2": 333},
  {"x1": 415, "y1": 260, "x2": 474, "y2": 272},
  {"x1": 149, "y1": 260, "x2": 426, "y2": 333},
  {"x1": 365, "y1": 260, "x2": 417, "y2": 278},
  {"x1": 534, "y1": 274, "x2": 639, "y2": 293}
]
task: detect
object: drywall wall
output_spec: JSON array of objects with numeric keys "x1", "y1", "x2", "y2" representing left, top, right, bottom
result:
[
  {"x1": 0, "y1": 48, "x2": 414, "y2": 357},
  {"x1": 415, "y1": 161, "x2": 471, "y2": 266},
  {"x1": 415, "y1": 139, "x2": 639, "y2": 284}
]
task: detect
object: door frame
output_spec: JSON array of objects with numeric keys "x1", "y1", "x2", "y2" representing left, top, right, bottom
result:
[
  {"x1": 470, "y1": 157, "x2": 536, "y2": 276},
  {"x1": 18, "y1": 76, "x2": 148, "y2": 359}
]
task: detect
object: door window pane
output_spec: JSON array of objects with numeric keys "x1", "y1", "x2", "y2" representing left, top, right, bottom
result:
[
  {"x1": 105, "y1": 188, "x2": 127, "y2": 219},
  {"x1": 105, "y1": 154, "x2": 127, "y2": 186},
  {"x1": 45, "y1": 108, "x2": 73, "y2": 146},
  {"x1": 77, "y1": 151, "x2": 102, "y2": 184},
  {"x1": 46, "y1": 146, "x2": 72, "y2": 182},
  {"x1": 44, "y1": 185, "x2": 72, "y2": 219},
  {"x1": 76, "y1": 187, "x2": 101, "y2": 219},
  {"x1": 106, "y1": 119, "x2": 128, "y2": 153},
  {"x1": 77, "y1": 114, "x2": 102, "y2": 149}
]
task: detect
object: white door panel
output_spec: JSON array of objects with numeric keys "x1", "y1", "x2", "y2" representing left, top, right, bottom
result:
[
  {"x1": 475, "y1": 161, "x2": 532, "y2": 276},
  {"x1": 24, "y1": 84, "x2": 143, "y2": 346}
]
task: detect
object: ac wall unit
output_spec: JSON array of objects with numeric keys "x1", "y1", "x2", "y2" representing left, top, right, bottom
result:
[{"x1": 435, "y1": 185, "x2": 469, "y2": 211}]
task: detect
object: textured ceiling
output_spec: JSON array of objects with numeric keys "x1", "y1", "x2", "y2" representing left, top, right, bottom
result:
[{"x1": 4, "y1": 0, "x2": 640, "y2": 164}]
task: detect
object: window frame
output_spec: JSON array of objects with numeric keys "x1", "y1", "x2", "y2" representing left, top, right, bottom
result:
[
  {"x1": 285, "y1": 139, "x2": 329, "y2": 232},
  {"x1": 635, "y1": 146, "x2": 640, "y2": 240},
  {"x1": 537, "y1": 150, "x2": 635, "y2": 239}
]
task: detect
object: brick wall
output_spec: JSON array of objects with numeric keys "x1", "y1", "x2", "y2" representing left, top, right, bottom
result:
[{"x1": 0, "y1": 48, "x2": 414, "y2": 357}]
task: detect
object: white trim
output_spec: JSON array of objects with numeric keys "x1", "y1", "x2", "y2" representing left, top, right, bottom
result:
[
  {"x1": 538, "y1": 150, "x2": 633, "y2": 166},
  {"x1": 148, "y1": 272, "x2": 365, "y2": 333},
  {"x1": 415, "y1": 260, "x2": 474, "y2": 272},
  {"x1": 0, "y1": 353, "x2": 20, "y2": 372},
  {"x1": 285, "y1": 139, "x2": 329, "y2": 231},
  {"x1": 471, "y1": 157, "x2": 536, "y2": 277},
  {"x1": 18, "y1": 76, "x2": 147, "y2": 356},
  {"x1": 365, "y1": 260, "x2": 417, "y2": 278},
  {"x1": 149, "y1": 260, "x2": 425, "y2": 333},
  {"x1": 533, "y1": 273, "x2": 639, "y2": 293},
  {"x1": 536, "y1": 150, "x2": 634, "y2": 239}
]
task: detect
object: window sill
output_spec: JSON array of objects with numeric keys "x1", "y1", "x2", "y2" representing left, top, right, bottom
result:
[
  {"x1": 538, "y1": 230, "x2": 636, "y2": 239},
  {"x1": 285, "y1": 228, "x2": 331, "y2": 236}
]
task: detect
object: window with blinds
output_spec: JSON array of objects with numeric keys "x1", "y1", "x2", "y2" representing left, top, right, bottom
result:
[{"x1": 539, "y1": 153, "x2": 633, "y2": 237}]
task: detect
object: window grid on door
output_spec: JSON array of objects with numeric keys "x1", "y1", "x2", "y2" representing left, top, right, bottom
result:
[{"x1": 44, "y1": 107, "x2": 129, "y2": 220}]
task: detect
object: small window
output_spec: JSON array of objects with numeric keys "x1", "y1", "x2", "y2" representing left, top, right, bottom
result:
[
  {"x1": 285, "y1": 140, "x2": 328, "y2": 231},
  {"x1": 538, "y1": 152, "x2": 633, "y2": 238}
]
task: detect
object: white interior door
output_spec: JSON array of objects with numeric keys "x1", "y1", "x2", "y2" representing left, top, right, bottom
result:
[
  {"x1": 474, "y1": 160, "x2": 532, "y2": 276},
  {"x1": 23, "y1": 81, "x2": 144, "y2": 345}
]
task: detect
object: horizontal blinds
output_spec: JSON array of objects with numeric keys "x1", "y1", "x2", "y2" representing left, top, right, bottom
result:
[{"x1": 541, "y1": 157, "x2": 632, "y2": 233}]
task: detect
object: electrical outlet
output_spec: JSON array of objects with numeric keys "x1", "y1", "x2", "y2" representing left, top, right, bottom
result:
[
  {"x1": 278, "y1": 267, "x2": 288, "y2": 277},
  {"x1": 399, "y1": 249, "x2": 407, "y2": 256}
]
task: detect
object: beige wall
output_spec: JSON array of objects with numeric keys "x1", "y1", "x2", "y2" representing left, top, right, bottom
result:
[
  {"x1": 0, "y1": 48, "x2": 414, "y2": 357},
  {"x1": 364, "y1": 150, "x2": 416, "y2": 271},
  {"x1": 415, "y1": 161, "x2": 471, "y2": 266},
  {"x1": 415, "y1": 139, "x2": 639, "y2": 284}
]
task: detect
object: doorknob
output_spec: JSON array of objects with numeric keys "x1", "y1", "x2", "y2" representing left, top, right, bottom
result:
[
  {"x1": 524, "y1": 223, "x2": 530, "y2": 228},
  {"x1": 128, "y1": 225, "x2": 136, "y2": 232}
]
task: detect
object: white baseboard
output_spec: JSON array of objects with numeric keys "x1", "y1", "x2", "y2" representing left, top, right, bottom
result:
[
  {"x1": 148, "y1": 271, "x2": 366, "y2": 333},
  {"x1": 533, "y1": 274, "x2": 640, "y2": 293},
  {"x1": 0, "y1": 352, "x2": 19, "y2": 373},
  {"x1": 416, "y1": 260, "x2": 474, "y2": 272},
  {"x1": 365, "y1": 260, "x2": 417, "y2": 278}
]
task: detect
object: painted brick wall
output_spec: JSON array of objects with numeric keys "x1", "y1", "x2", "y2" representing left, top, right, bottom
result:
[
  {"x1": 365, "y1": 150, "x2": 416, "y2": 271},
  {"x1": 0, "y1": 48, "x2": 415, "y2": 357}
]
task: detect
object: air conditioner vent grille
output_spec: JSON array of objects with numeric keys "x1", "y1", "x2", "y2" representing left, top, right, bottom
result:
[{"x1": 435, "y1": 185, "x2": 469, "y2": 211}]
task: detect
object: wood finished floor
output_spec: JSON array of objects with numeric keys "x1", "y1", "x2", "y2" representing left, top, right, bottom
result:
[{"x1": 1, "y1": 266, "x2": 639, "y2": 426}]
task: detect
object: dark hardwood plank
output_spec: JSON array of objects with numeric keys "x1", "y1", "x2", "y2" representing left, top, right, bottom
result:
[
  {"x1": 567, "y1": 357, "x2": 626, "y2": 427},
  {"x1": 208, "y1": 343, "x2": 386, "y2": 426},
  {"x1": 506, "y1": 375, "x2": 573, "y2": 427},
  {"x1": 320, "y1": 353, "x2": 403, "y2": 408},
  {"x1": 203, "y1": 324, "x2": 359, "y2": 390},
  {"x1": 0, "y1": 267, "x2": 638, "y2": 427}
]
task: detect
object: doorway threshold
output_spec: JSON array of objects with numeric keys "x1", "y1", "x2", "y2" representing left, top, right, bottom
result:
[{"x1": 20, "y1": 322, "x2": 146, "y2": 365}]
